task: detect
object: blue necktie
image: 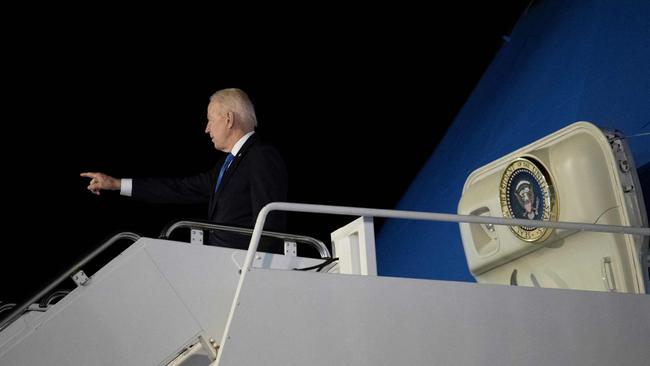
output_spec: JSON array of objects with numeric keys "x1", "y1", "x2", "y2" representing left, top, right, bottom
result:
[{"x1": 214, "y1": 153, "x2": 234, "y2": 192}]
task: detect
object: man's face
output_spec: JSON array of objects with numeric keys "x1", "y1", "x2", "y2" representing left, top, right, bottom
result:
[{"x1": 205, "y1": 101, "x2": 229, "y2": 151}]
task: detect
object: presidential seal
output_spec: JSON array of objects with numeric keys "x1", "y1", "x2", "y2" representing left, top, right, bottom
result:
[{"x1": 499, "y1": 157, "x2": 557, "y2": 242}]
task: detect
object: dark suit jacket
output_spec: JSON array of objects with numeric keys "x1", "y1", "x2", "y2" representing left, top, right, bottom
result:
[{"x1": 132, "y1": 133, "x2": 287, "y2": 252}]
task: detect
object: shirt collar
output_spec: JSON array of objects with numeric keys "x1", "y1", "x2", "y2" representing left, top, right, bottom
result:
[{"x1": 231, "y1": 131, "x2": 255, "y2": 157}]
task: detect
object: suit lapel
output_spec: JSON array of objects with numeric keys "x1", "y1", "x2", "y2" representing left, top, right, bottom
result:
[{"x1": 209, "y1": 134, "x2": 258, "y2": 217}]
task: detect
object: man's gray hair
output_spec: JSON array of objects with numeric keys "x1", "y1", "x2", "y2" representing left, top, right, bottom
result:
[{"x1": 209, "y1": 88, "x2": 258, "y2": 130}]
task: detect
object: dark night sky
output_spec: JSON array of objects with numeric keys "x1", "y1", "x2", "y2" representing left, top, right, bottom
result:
[{"x1": 1, "y1": 3, "x2": 529, "y2": 306}]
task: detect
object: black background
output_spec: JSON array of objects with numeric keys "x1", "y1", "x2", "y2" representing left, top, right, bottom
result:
[{"x1": 1, "y1": 3, "x2": 529, "y2": 307}]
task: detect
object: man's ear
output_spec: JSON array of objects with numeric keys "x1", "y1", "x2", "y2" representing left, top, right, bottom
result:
[{"x1": 226, "y1": 111, "x2": 234, "y2": 128}]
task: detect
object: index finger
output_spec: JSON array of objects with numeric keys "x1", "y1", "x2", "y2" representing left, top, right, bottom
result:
[{"x1": 80, "y1": 172, "x2": 98, "y2": 178}]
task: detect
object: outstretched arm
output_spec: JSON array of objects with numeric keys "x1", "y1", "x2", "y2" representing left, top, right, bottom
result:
[{"x1": 80, "y1": 172, "x2": 121, "y2": 195}]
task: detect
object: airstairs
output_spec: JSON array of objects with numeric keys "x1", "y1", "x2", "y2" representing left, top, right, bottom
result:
[{"x1": 1, "y1": 202, "x2": 649, "y2": 366}]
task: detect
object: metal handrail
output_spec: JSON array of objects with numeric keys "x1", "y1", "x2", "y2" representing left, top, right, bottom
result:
[
  {"x1": 245, "y1": 203, "x2": 650, "y2": 276},
  {"x1": 0, "y1": 232, "x2": 141, "y2": 332},
  {"x1": 160, "y1": 220, "x2": 331, "y2": 259},
  {"x1": 215, "y1": 202, "x2": 650, "y2": 363}
]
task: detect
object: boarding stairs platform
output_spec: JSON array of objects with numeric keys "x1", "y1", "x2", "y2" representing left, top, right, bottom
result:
[{"x1": 1, "y1": 203, "x2": 649, "y2": 365}]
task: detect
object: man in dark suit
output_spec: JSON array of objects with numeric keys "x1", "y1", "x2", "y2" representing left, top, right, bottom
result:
[{"x1": 80, "y1": 88, "x2": 287, "y2": 252}]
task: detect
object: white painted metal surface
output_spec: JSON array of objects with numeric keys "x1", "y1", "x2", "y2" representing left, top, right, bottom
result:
[
  {"x1": 144, "y1": 238, "x2": 322, "y2": 343},
  {"x1": 330, "y1": 216, "x2": 377, "y2": 275},
  {"x1": 215, "y1": 201, "x2": 650, "y2": 362},
  {"x1": 217, "y1": 268, "x2": 650, "y2": 365},
  {"x1": 458, "y1": 121, "x2": 649, "y2": 293},
  {"x1": 0, "y1": 239, "x2": 203, "y2": 366},
  {"x1": 0, "y1": 238, "x2": 323, "y2": 366},
  {"x1": 3, "y1": 200, "x2": 650, "y2": 365}
]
